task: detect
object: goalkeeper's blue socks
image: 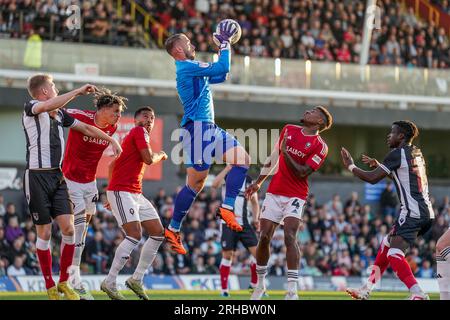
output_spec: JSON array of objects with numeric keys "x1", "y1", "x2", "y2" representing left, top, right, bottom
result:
[
  {"x1": 222, "y1": 165, "x2": 248, "y2": 210},
  {"x1": 169, "y1": 185, "x2": 198, "y2": 232}
]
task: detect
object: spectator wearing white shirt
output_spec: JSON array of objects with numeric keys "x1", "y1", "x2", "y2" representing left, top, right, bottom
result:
[{"x1": 7, "y1": 256, "x2": 26, "y2": 276}]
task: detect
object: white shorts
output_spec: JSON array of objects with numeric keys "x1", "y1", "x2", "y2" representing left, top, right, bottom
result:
[
  {"x1": 261, "y1": 193, "x2": 305, "y2": 225},
  {"x1": 65, "y1": 178, "x2": 98, "y2": 215},
  {"x1": 106, "y1": 191, "x2": 159, "y2": 226}
]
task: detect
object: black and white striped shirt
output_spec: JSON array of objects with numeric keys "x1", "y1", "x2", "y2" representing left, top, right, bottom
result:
[
  {"x1": 221, "y1": 175, "x2": 253, "y2": 226},
  {"x1": 379, "y1": 145, "x2": 434, "y2": 220},
  {"x1": 22, "y1": 100, "x2": 78, "y2": 169}
]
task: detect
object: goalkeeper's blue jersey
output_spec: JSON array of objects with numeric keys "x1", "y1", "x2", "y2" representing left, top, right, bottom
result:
[{"x1": 175, "y1": 44, "x2": 230, "y2": 127}]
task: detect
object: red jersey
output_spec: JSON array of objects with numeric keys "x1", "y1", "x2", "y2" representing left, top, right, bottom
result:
[
  {"x1": 63, "y1": 109, "x2": 117, "y2": 183},
  {"x1": 108, "y1": 126, "x2": 150, "y2": 193},
  {"x1": 267, "y1": 125, "x2": 328, "y2": 200}
]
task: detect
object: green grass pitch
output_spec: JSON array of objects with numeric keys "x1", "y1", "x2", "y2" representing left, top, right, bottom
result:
[{"x1": 0, "y1": 290, "x2": 440, "y2": 300}]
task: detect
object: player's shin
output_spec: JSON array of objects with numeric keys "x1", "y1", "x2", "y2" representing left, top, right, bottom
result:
[
  {"x1": 250, "y1": 257, "x2": 257, "y2": 288},
  {"x1": 366, "y1": 236, "x2": 390, "y2": 290},
  {"x1": 169, "y1": 185, "x2": 198, "y2": 232},
  {"x1": 285, "y1": 239, "x2": 300, "y2": 295},
  {"x1": 59, "y1": 234, "x2": 75, "y2": 283},
  {"x1": 72, "y1": 211, "x2": 87, "y2": 286},
  {"x1": 106, "y1": 236, "x2": 140, "y2": 285},
  {"x1": 222, "y1": 165, "x2": 248, "y2": 210},
  {"x1": 437, "y1": 247, "x2": 450, "y2": 300},
  {"x1": 219, "y1": 258, "x2": 232, "y2": 292},
  {"x1": 255, "y1": 234, "x2": 271, "y2": 290},
  {"x1": 132, "y1": 236, "x2": 164, "y2": 282},
  {"x1": 36, "y1": 237, "x2": 55, "y2": 289},
  {"x1": 387, "y1": 248, "x2": 423, "y2": 293}
]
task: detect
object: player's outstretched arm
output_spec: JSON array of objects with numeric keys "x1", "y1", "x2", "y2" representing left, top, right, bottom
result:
[
  {"x1": 209, "y1": 73, "x2": 228, "y2": 84},
  {"x1": 211, "y1": 164, "x2": 232, "y2": 188},
  {"x1": 32, "y1": 84, "x2": 97, "y2": 114},
  {"x1": 73, "y1": 122, "x2": 122, "y2": 157},
  {"x1": 341, "y1": 147, "x2": 388, "y2": 184}
]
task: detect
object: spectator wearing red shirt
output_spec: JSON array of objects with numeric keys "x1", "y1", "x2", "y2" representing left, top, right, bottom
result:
[{"x1": 336, "y1": 43, "x2": 352, "y2": 63}]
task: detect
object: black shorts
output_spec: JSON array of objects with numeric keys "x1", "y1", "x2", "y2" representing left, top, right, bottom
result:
[
  {"x1": 390, "y1": 214, "x2": 433, "y2": 245},
  {"x1": 24, "y1": 169, "x2": 73, "y2": 225},
  {"x1": 221, "y1": 223, "x2": 258, "y2": 251}
]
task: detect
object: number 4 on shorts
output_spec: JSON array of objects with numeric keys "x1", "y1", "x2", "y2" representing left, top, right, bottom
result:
[{"x1": 291, "y1": 199, "x2": 300, "y2": 214}]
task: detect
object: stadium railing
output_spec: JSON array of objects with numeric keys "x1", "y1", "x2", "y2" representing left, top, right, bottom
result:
[
  {"x1": 2, "y1": 68, "x2": 450, "y2": 113},
  {"x1": 1, "y1": 39, "x2": 449, "y2": 110}
]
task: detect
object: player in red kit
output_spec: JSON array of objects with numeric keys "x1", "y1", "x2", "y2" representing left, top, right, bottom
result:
[
  {"x1": 245, "y1": 106, "x2": 332, "y2": 300},
  {"x1": 62, "y1": 89, "x2": 127, "y2": 299},
  {"x1": 101, "y1": 107, "x2": 168, "y2": 300}
]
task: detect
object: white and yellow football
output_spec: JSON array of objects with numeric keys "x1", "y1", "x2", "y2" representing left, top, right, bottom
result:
[{"x1": 213, "y1": 19, "x2": 242, "y2": 46}]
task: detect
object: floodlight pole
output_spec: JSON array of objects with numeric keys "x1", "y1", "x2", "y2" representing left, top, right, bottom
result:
[{"x1": 360, "y1": 0, "x2": 378, "y2": 80}]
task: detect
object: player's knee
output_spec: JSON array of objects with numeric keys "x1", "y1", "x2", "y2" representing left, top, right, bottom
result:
[
  {"x1": 284, "y1": 232, "x2": 296, "y2": 247},
  {"x1": 154, "y1": 226, "x2": 164, "y2": 237},
  {"x1": 259, "y1": 232, "x2": 272, "y2": 246},
  {"x1": 437, "y1": 239, "x2": 446, "y2": 254},
  {"x1": 222, "y1": 251, "x2": 233, "y2": 260},
  {"x1": 236, "y1": 150, "x2": 251, "y2": 166},
  {"x1": 241, "y1": 153, "x2": 251, "y2": 166},
  {"x1": 126, "y1": 231, "x2": 142, "y2": 241},
  {"x1": 37, "y1": 229, "x2": 52, "y2": 241},
  {"x1": 189, "y1": 180, "x2": 205, "y2": 193},
  {"x1": 61, "y1": 225, "x2": 74, "y2": 237}
]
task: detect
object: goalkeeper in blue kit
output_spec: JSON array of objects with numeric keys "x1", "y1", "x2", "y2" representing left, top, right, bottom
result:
[{"x1": 164, "y1": 21, "x2": 251, "y2": 254}]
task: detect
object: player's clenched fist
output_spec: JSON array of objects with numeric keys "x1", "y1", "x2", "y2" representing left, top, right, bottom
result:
[
  {"x1": 245, "y1": 183, "x2": 260, "y2": 199},
  {"x1": 77, "y1": 84, "x2": 98, "y2": 96},
  {"x1": 111, "y1": 139, "x2": 122, "y2": 157},
  {"x1": 159, "y1": 151, "x2": 168, "y2": 161},
  {"x1": 340, "y1": 147, "x2": 354, "y2": 168}
]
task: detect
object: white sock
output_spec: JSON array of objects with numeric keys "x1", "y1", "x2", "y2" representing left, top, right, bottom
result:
[
  {"x1": 255, "y1": 264, "x2": 267, "y2": 290},
  {"x1": 221, "y1": 204, "x2": 233, "y2": 210},
  {"x1": 71, "y1": 266, "x2": 81, "y2": 289},
  {"x1": 366, "y1": 235, "x2": 390, "y2": 292},
  {"x1": 73, "y1": 211, "x2": 87, "y2": 267},
  {"x1": 61, "y1": 233, "x2": 75, "y2": 254},
  {"x1": 106, "y1": 236, "x2": 140, "y2": 285},
  {"x1": 287, "y1": 269, "x2": 299, "y2": 293},
  {"x1": 132, "y1": 236, "x2": 164, "y2": 282},
  {"x1": 437, "y1": 247, "x2": 450, "y2": 300},
  {"x1": 36, "y1": 237, "x2": 50, "y2": 251},
  {"x1": 168, "y1": 225, "x2": 180, "y2": 233},
  {"x1": 220, "y1": 258, "x2": 232, "y2": 267},
  {"x1": 410, "y1": 284, "x2": 423, "y2": 294}
]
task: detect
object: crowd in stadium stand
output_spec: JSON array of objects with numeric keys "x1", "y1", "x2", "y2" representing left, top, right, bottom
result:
[
  {"x1": 431, "y1": 0, "x2": 450, "y2": 15},
  {"x1": 1, "y1": 0, "x2": 449, "y2": 68},
  {"x1": 1, "y1": 184, "x2": 449, "y2": 280},
  {"x1": 0, "y1": 0, "x2": 148, "y2": 46}
]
